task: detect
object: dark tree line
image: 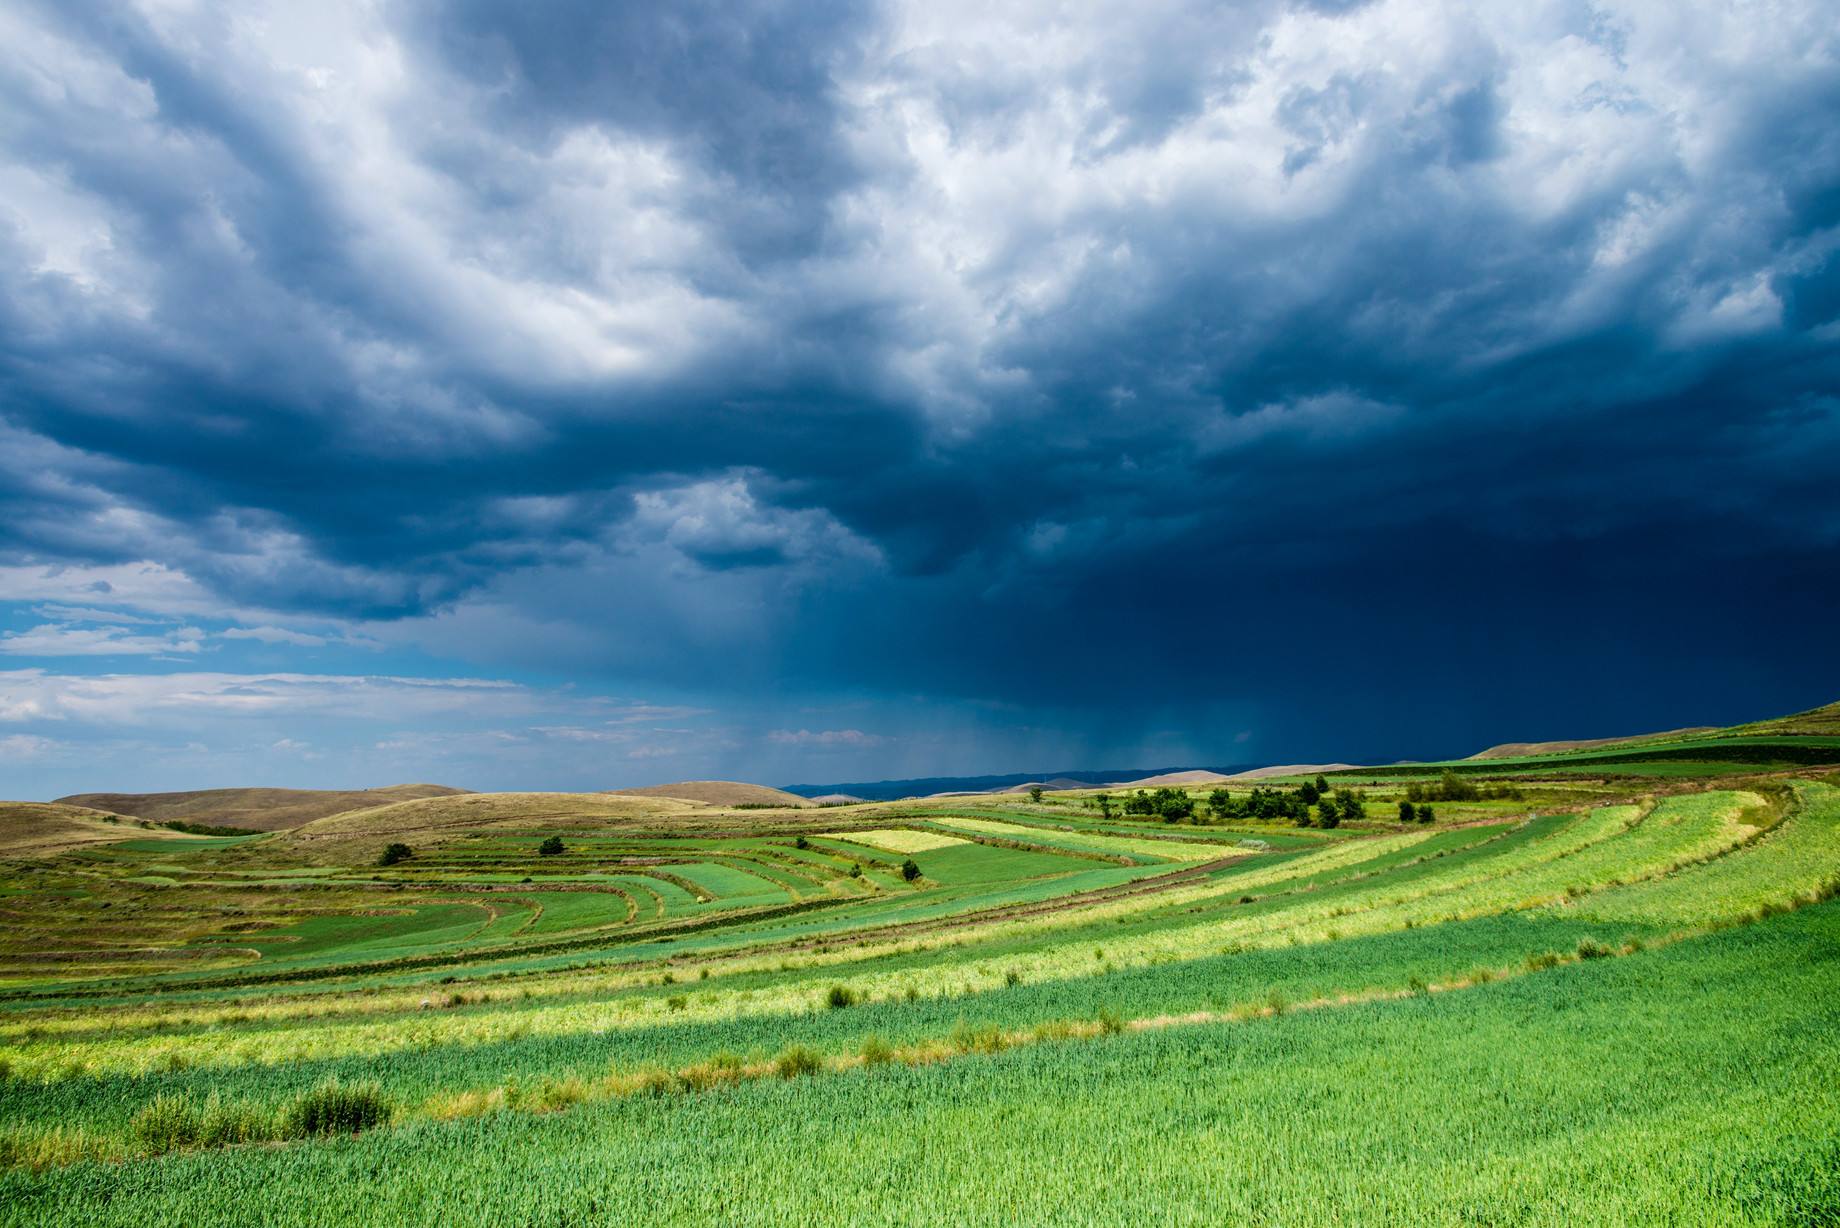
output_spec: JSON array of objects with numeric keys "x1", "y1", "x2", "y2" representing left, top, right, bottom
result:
[
  {"x1": 1090, "y1": 773, "x2": 1447, "y2": 830},
  {"x1": 1122, "y1": 787, "x2": 1195, "y2": 821}
]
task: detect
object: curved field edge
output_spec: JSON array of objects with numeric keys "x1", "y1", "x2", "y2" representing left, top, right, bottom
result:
[
  {"x1": 0, "y1": 788, "x2": 1811, "y2": 1083},
  {"x1": 2, "y1": 785, "x2": 1834, "y2": 1150}
]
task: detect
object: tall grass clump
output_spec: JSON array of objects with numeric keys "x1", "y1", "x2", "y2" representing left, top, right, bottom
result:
[
  {"x1": 774, "y1": 1045, "x2": 823, "y2": 1078},
  {"x1": 950, "y1": 1021, "x2": 1007, "y2": 1054},
  {"x1": 131, "y1": 1093, "x2": 201, "y2": 1154},
  {"x1": 282, "y1": 1079, "x2": 391, "y2": 1137}
]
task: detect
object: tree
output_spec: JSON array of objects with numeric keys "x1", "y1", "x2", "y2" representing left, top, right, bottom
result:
[
  {"x1": 538, "y1": 835, "x2": 564, "y2": 856},
  {"x1": 1314, "y1": 774, "x2": 1330, "y2": 796},
  {"x1": 1028, "y1": 785, "x2": 1044, "y2": 804},
  {"x1": 1437, "y1": 769, "x2": 1480, "y2": 802},
  {"x1": 1416, "y1": 804, "x2": 1436, "y2": 824},
  {"x1": 1316, "y1": 797, "x2": 1341, "y2": 829},
  {"x1": 1124, "y1": 790, "x2": 1156, "y2": 817},
  {"x1": 1297, "y1": 780, "x2": 1321, "y2": 805},
  {"x1": 1398, "y1": 800, "x2": 1416, "y2": 824},
  {"x1": 1151, "y1": 787, "x2": 1194, "y2": 822},
  {"x1": 1206, "y1": 787, "x2": 1233, "y2": 821},
  {"x1": 1334, "y1": 788, "x2": 1366, "y2": 821},
  {"x1": 377, "y1": 842, "x2": 412, "y2": 867},
  {"x1": 1095, "y1": 792, "x2": 1115, "y2": 820},
  {"x1": 901, "y1": 858, "x2": 921, "y2": 882}
]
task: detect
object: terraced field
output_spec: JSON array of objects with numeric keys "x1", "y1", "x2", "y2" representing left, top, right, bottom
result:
[{"x1": 1, "y1": 733, "x2": 1837, "y2": 1225}]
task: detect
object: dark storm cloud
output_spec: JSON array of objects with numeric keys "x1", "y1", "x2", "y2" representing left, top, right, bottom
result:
[{"x1": 2, "y1": 0, "x2": 1839, "y2": 770}]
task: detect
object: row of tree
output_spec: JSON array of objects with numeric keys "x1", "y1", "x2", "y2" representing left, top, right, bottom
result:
[{"x1": 1089, "y1": 780, "x2": 1380, "y2": 829}]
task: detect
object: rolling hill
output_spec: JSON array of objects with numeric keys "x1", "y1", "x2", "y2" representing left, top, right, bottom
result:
[
  {"x1": 53, "y1": 784, "x2": 470, "y2": 832},
  {"x1": 0, "y1": 802, "x2": 150, "y2": 858},
  {"x1": 607, "y1": 781, "x2": 813, "y2": 807}
]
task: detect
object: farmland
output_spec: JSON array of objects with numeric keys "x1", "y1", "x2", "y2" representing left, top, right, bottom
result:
[{"x1": 2, "y1": 707, "x2": 1839, "y2": 1225}]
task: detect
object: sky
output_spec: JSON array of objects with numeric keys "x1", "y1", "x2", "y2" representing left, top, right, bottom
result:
[{"x1": 2, "y1": 0, "x2": 1838, "y2": 798}]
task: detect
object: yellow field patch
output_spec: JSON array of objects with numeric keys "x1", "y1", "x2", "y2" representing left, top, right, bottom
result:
[{"x1": 823, "y1": 828, "x2": 970, "y2": 853}]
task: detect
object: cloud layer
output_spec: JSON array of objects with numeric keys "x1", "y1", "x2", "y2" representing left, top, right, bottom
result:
[{"x1": 2, "y1": 0, "x2": 1838, "y2": 793}]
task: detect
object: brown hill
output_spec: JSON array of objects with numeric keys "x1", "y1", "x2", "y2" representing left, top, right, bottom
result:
[
  {"x1": 607, "y1": 781, "x2": 813, "y2": 808},
  {"x1": 54, "y1": 784, "x2": 470, "y2": 832},
  {"x1": 992, "y1": 777, "x2": 1095, "y2": 793},
  {"x1": 0, "y1": 801, "x2": 148, "y2": 858},
  {"x1": 1465, "y1": 728, "x2": 1716, "y2": 760},
  {"x1": 1224, "y1": 763, "x2": 1360, "y2": 782},
  {"x1": 1720, "y1": 699, "x2": 1840, "y2": 738},
  {"x1": 280, "y1": 791, "x2": 691, "y2": 860},
  {"x1": 1115, "y1": 769, "x2": 1234, "y2": 788}
]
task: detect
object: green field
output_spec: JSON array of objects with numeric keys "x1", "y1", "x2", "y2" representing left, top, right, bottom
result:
[{"x1": 1, "y1": 711, "x2": 1838, "y2": 1225}]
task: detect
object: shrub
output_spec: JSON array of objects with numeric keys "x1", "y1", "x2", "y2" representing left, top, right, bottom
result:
[
  {"x1": 774, "y1": 1045, "x2": 823, "y2": 1078},
  {"x1": 950, "y1": 1021, "x2": 1007, "y2": 1054},
  {"x1": 1417, "y1": 804, "x2": 1436, "y2": 823},
  {"x1": 521, "y1": 1076, "x2": 588, "y2": 1112},
  {"x1": 1575, "y1": 937, "x2": 1614, "y2": 960},
  {"x1": 282, "y1": 1079, "x2": 390, "y2": 1138},
  {"x1": 794, "y1": 835, "x2": 810, "y2": 850},
  {"x1": 1526, "y1": 951, "x2": 1562, "y2": 971},
  {"x1": 198, "y1": 1094, "x2": 277, "y2": 1147},
  {"x1": 635, "y1": 1069, "x2": 678, "y2": 1098},
  {"x1": 677, "y1": 1053, "x2": 745, "y2": 1092},
  {"x1": 1398, "y1": 800, "x2": 1416, "y2": 823},
  {"x1": 377, "y1": 842, "x2": 412, "y2": 866},
  {"x1": 1097, "y1": 1007, "x2": 1124, "y2": 1035},
  {"x1": 901, "y1": 858, "x2": 921, "y2": 882},
  {"x1": 848, "y1": 863, "x2": 863, "y2": 878},
  {"x1": 131, "y1": 1093, "x2": 201, "y2": 1154},
  {"x1": 826, "y1": 984, "x2": 858, "y2": 1009},
  {"x1": 537, "y1": 836, "x2": 565, "y2": 857},
  {"x1": 859, "y1": 1035, "x2": 895, "y2": 1066}
]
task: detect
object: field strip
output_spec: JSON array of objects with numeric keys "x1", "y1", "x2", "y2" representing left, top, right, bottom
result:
[
  {"x1": 818, "y1": 829, "x2": 970, "y2": 854},
  {"x1": 0, "y1": 816, "x2": 1703, "y2": 1084},
  {"x1": 0, "y1": 797, "x2": 1785, "y2": 1073},
  {"x1": 925, "y1": 816, "x2": 1242, "y2": 860},
  {"x1": 0, "y1": 920, "x2": 1725, "y2": 1174},
  {"x1": 0, "y1": 829, "x2": 1513, "y2": 1055}
]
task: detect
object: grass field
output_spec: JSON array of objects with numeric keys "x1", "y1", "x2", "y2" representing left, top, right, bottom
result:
[{"x1": 1, "y1": 709, "x2": 1837, "y2": 1225}]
